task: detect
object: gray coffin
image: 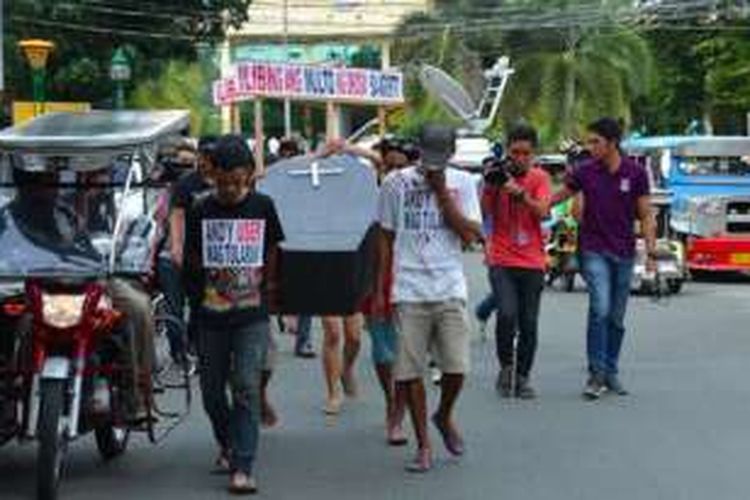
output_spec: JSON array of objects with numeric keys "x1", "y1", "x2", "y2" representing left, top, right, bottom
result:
[{"x1": 258, "y1": 154, "x2": 379, "y2": 315}]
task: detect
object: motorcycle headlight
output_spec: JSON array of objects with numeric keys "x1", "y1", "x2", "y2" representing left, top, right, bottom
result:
[{"x1": 42, "y1": 294, "x2": 86, "y2": 329}]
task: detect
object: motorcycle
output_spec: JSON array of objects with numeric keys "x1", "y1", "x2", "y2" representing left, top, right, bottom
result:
[
  {"x1": 0, "y1": 110, "x2": 192, "y2": 499},
  {"x1": 546, "y1": 216, "x2": 579, "y2": 292}
]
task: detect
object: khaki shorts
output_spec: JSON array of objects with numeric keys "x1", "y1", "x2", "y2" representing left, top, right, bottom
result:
[{"x1": 393, "y1": 300, "x2": 470, "y2": 381}]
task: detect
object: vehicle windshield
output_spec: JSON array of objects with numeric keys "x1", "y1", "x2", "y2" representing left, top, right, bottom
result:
[
  {"x1": 0, "y1": 153, "x2": 162, "y2": 278},
  {"x1": 677, "y1": 156, "x2": 750, "y2": 176}
]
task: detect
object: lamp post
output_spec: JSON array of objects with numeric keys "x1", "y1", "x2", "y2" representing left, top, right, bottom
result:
[
  {"x1": 110, "y1": 47, "x2": 131, "y2": 110},
  {"x1": 18, "y1": 39, "x2": 55, "y2": 117}
]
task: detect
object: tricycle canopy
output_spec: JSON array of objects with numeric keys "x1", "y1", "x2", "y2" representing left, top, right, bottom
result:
[
  {"x1": 0, "y1": 110, "x2": 190, "y2": 280},
  {"x1": 0, "y1": 110, "x2": 190, "y2": 157}
]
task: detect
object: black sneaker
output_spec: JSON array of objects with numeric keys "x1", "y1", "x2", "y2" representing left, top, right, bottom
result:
[
  {"x1": 605, "y1": 374, "x2": 629, "y2": 396},
  {"x1": 495, "y1": 367, "x2": 513, "y2": 398},
  {"x1": 516, "y1": 376, "x2": 537, "y2": 400},
  {"x1": 583, "y1": 374, "x2": 607, "y2": 400}
]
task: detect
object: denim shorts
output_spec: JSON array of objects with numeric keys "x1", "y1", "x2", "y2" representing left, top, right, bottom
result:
[{"x1": 366, "y1": 318, "x2": 398, "y2": 365}]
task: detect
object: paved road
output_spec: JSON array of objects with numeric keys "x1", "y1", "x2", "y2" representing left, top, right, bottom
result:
[{"x1": 2, "y1": 253, "x2": 750, "y2": 500}]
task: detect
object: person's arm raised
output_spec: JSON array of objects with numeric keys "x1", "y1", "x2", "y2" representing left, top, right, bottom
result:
[{"x1": 425, "y1": 170, "x2": 482, "y2": 245}]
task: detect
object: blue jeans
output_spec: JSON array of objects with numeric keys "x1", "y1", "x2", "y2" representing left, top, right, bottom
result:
[
  {"x1": 294, "y1": 315, "x2": 313, "y2": 352},
  {"x1": 475, "y1": 293, "x2": 497, "y2": 323},
  {"x1": 580, "y1": 252, "x2": 634, "y2": 376},
  {"x1": 197, "y1": 320, "x2": 269, "y2": 475},
  {"x1": 156, "y1": 257, "x2": 186, "y2": 359},
  {"x1": 475, "y1": 268, "x2": 498, "y2": 322}
]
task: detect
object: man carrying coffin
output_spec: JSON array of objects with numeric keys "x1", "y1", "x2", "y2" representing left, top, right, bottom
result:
[{"x1": 376, "y1": 125, "x2": 483, "y2": 472}]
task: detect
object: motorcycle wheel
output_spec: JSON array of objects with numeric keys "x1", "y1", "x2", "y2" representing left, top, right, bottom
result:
[
  {"x1": 668, "y1": 279, "x2": 683, "y2": 295},
  {"x1": 95, "y1": 423, "x2": 129, "y2": 460},
  {"x1": 37, "y1": 379, "x2": 68, "y2": 500}
]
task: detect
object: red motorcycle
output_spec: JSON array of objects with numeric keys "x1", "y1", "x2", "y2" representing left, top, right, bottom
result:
[{"x1": 0, "y1": 110, "x2": 192, "y2": 500}]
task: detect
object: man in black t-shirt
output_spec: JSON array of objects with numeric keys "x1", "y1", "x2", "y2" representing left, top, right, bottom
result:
[{"x1": 185, "y1": 135, "x2": 284, "y2": 495}]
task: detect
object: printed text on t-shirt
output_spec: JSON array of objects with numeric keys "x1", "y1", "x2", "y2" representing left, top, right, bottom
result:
[{"x1": 202, "y1": 219, "x2": 266, "y2": 268}]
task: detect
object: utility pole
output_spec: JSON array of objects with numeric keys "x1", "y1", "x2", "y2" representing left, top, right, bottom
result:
[{"x1": 283, "y1": 0, "x2": 292, "y2": 137}]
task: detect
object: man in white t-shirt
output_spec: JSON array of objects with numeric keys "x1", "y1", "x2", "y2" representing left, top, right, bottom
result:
[{"x1": 375, "y1": 125, "x2": 483, "y2": 472}]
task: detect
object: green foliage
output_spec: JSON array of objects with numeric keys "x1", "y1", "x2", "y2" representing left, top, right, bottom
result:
[
  {"x1": 6, "y1": 0, "x2": 252, "y2": 106},
  {"x1": 695, "y1": 27, "x2": 750, "y2": 133},
  {"x1": 503, "y1": 27, "x2": 654, "y2": 146},
  {"x1": 391, "y1": 15, "x2": 483, "y2": 136},
  {"x1": 129, "y1": 61, "x2": 220, "y2": 136},
  {"x1": 395, "y1": 1, "x2": 654, "y2": 148}
]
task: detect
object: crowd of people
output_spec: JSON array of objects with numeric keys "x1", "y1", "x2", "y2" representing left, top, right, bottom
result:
[{"x1": 157, "y1": 116, "x2": 656, "y2": 494}]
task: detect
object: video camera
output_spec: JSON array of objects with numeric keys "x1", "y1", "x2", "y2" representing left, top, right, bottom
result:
[{"x1": 482, "y1": 146, "x2": 525, "y2": 187}]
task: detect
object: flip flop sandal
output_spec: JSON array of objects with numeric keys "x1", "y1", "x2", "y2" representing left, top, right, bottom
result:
[
  {"x1": 405, "y1": 452, "x2": 433, "y2": 473},
  {"x1": 431, "y1": 415, "x2": 465, "y2": 457},
  {"x1": 322, "y1": 397, "x2": 342, "y2": 415},
  {"x1": 387, "y1": 426, "x2": 408, "y2": 446}
]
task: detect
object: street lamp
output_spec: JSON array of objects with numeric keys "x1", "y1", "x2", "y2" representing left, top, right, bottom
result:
[
  {"x1": 110, "y1": 47, "x2": 131, "y2": 110},
  {"x1": 18, "y1": 39, "x2": 55, "y2": 116}
]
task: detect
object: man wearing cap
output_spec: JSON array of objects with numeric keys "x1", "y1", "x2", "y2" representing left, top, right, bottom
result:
[{"x1": 376, "y1": 124, "x2": 483, "y2": 472}]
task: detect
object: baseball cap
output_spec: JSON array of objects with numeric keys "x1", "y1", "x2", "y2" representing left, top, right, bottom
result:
[{"x1": 418, "y1": 124, "x2": 456, "y2": 170}]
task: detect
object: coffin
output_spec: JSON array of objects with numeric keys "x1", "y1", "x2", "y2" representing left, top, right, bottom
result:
[{"x1": 258, "y1": 154, "x2": 379, "y2": 315}]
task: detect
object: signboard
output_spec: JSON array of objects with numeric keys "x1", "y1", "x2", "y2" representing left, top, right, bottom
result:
[
  {"x1": 213, "y1": 61, "x2": 403, "y2": 107},
  {"x1": 13, "y1": 101, "x2": 91, "y2": 125}
]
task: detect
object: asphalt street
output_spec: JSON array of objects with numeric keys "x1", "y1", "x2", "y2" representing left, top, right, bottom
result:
[{"x1": 2, "y1": 253, "x2": 750, "y2": 500}]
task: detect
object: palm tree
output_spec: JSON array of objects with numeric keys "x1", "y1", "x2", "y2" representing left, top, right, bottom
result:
[
  {"x1": 502, "y1": 24, "x2": 654, "y2": 145},
  {"x1": 393, "y1": 0, "x2": 655, "y2": 146}
]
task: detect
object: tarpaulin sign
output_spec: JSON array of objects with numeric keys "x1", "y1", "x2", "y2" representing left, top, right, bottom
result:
[{"x1": 213, "y1": 62, "x2": 404, "y2": 106}]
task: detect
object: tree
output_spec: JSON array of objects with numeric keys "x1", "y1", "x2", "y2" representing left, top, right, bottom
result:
[
  {"x1": 393, "y1": 1, "x2": 655, "y2": 146},
  {"x1": 130, "y1": 61, "x2": 220, "y2": 135},
  {"x1": 391, "y1": 12, "x2": 485, "y2": 136},
  {"x1": 695, "y1": 26, "x2": 750, "y2": 134},
  {"x1": 501, "y1": 25, "x2": 654, "y2": 146},
  {"x1": 6, "y1": 0, "x2": 253, "y2": 106},
  {"x1": 636, "y1": 29, "x2": 708, "y2": 136}
]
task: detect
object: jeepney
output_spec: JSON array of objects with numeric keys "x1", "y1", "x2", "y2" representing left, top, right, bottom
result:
[{"x1": 624, "y1": 136, "x2": 750, "y2": 274}]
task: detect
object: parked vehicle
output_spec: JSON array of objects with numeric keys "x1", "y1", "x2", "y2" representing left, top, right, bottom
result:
[
  {"x1": 0, "y1": 110, "x2": 192, "y2": 500},
  {"x1": 624, "y1": 136, "x2": 750, "y2": 274},
  {"x1": 632, "y1": 190, "x2": 687, "y2": 295}
]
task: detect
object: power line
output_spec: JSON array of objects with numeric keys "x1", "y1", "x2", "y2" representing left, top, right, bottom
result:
[{"x1": 10, "y1": 15, "x2": 194, "y2": 41}]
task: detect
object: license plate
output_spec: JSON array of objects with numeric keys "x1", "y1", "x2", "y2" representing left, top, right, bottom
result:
[{"x1": 730, "y1": 253, "x2": 750, "y2": 265}]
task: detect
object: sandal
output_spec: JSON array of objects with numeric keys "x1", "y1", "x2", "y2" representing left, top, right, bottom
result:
[
  {"x1": 405, "y1": 448, "x2": 433, "y2": 473},
  {"x1": 431, "y1": 414, "x2": 465, "y2": 457},
  {"x1": 322, "y1": 396, "x2": 342, "y2": 416},
  {"x1": 386, "y1": 422, "x2": 408, "y2": 447}
]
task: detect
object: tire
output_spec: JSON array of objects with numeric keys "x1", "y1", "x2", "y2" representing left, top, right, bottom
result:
[
  {"x1": 95, "y1": 423, "x2": 129, "y2": 461},
  {"x1": 37, "y1": 379, "x2": 68, "y2": 500},
  {"x1": 668, "y1": 279, "x2": 683, "y2": 295}
]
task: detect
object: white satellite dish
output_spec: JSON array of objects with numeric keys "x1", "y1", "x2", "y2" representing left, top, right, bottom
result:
[
  {"x1": 418, "y1": 57, "x2": 515, "y2": 135},
  {"x1": 419, "y1": 65, "x2": 477, "y2": 124}
]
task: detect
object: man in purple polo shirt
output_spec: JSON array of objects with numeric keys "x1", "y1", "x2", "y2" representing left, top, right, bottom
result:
[{"x1": 553, "y1": 118, "x2": 656, "y2": 399}]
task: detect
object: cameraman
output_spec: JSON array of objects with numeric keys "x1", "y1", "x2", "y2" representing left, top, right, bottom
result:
[{"x1": 482, "y1": 125, "x2": 551, "y2": 399}]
